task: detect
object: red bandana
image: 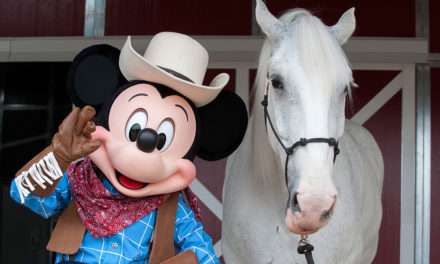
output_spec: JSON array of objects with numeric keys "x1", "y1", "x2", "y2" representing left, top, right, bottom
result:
[{"x1": 67, "y1": 158, "x2": 168, "y2": 238}]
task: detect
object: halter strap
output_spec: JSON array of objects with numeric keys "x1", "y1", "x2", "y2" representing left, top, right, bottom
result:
[
  {"x1": 260, "y1": 79, "x2": 341, "y2": 207},
  {"x1": 261, "y1": 85, "x2": 340, "y2": 163}
]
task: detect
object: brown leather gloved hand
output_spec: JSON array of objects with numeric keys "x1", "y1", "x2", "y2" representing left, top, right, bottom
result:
[
  {"x1": 15, "y1": 106, "x2": 101, "y2": 197},
  {"x1": 52, "y1": 106, "x2": 101, "y2": 171}
]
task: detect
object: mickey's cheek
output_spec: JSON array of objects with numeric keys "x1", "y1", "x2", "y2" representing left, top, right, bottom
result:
[
  {"x1": 91, "y1": 126, "x2": 112, "y2": 143},
  {"x1": 141, "y1": 159, "x2": 196, "y2": 196},
  {"x1": 89, "y1": 126, "x2": 120, "y2": 185}
]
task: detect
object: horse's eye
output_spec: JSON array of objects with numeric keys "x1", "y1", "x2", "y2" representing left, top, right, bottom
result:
[{"x1": 271, "y1": 78, "x2": 284, "y2": 90}]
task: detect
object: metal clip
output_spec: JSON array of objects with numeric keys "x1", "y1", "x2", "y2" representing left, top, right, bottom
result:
[
  {"x1": 297, "y1": 235, "x2": 314, "y2": 254},
  {"x1": 297, "y1": 235, "x2": 315, "y2": 264}
]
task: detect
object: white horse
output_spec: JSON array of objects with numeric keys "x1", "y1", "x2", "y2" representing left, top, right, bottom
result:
[{"x1": 222, "y1": 1, "x2": 384, "y2": 263}]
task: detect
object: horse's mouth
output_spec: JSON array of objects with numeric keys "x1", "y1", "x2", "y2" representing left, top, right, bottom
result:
[
  {"x1": 285, "y1": 209, "x2": 324, "y2": 235},
  {"x1": 116, "y1": 172, "x2": 149, "y2": 190},
  {"x1": 294, "y1": 226, "x2": 318, "y2": 235},
  {"x1": 287, "y1": 221, "x2": 320, "y2": 235}
]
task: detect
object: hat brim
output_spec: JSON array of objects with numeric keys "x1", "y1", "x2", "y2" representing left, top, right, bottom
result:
[{"x1": 119, "y1": 36, "x2": 229, "y2": 107}]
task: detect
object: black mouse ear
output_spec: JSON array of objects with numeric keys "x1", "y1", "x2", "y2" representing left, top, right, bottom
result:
[
  {"x1": 67, "y1": 44, "x2": 125, "y2": 109},
  {"x1": 197, "y1": 91, "x2": 248, "y2": 161}
]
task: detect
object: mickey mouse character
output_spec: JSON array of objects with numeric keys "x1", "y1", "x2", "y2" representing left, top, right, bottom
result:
[{"x1": 10, "y1": 32, "x2": 247, "y2": 264}]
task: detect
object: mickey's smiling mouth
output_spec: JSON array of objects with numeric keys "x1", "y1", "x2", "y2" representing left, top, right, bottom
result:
[{"x1": 116, "y1": 171, "x2": 149, "y2": 190}]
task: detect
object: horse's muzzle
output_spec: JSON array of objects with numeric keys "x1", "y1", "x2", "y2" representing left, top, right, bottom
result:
[{"x1": 285, "y1": 192, "x2": 337, "y2": 235}]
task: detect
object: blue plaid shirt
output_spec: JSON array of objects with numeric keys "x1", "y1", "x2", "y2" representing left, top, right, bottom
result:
[{"x1": 10, "y1": 173, "x2": 219, "y2": 264}]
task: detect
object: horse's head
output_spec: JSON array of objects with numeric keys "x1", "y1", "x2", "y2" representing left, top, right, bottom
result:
[{"x1": 255, "y1": 0, "x2": 356, "y2": 235}]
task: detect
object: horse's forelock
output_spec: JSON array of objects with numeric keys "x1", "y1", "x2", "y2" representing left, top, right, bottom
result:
[{"x1": 289, "y1": 13, "x2": 353, "y2": 92}]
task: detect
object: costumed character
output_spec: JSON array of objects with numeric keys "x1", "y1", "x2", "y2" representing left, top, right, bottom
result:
[{"x1": 10, "y1": 32, "x2": 248, "y2": 264}]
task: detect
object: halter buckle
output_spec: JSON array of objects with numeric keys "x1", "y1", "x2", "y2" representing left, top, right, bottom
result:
[
  {"x1": 298, "y1": 236, "x2": 314, "y2": 254},
  {"x1": 328, "y1": 138, "x2": 337, "y2": 146},
  {"x1": 286, "y1": 147, "x2": 294, "y2": 155}
]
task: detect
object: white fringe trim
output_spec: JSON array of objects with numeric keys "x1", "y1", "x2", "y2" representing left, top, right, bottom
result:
[{"x1": 15, "y1": 152, "x2": 63, "y2": 204}]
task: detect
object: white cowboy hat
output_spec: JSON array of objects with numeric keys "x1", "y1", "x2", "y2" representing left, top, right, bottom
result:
[{"x1": 119, "y1": 32, "x2": 230, "y2": 107}]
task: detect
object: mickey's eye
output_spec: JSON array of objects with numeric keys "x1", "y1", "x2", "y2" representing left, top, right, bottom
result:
[
  {"x1": 271, "y1": 76, "x2": 284, "y2": 90},
  {"x1": 125, "y1": 110, "x2": 148, "y2": 142},
  {"x1": 156, "y1": 119, "x2": 174, "y2": 151}
]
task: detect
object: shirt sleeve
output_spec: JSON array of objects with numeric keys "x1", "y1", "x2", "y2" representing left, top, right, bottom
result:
[
  {"x1": 10, "y1": 172, "x2": 71, "y2": 219},
  {"x1": 174, "y1": 194, "x2": 220, "y2": 264}
]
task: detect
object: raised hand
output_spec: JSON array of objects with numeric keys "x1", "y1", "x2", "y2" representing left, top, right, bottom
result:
[{"x1": 52, "y1": 106, "x2": 101, "y2": 170}]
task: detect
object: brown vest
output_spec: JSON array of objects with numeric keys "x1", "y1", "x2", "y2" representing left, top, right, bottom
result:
[{"x1": 46, "y1": 193, "x2": 197, "y2": 264}]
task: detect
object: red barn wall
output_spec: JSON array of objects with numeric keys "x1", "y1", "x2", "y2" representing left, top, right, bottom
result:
[
  {"x1": 0, "y1": 0, "x2": 85, "y2": 37},
  {"x1": 105, "y1": 0, "x2": 252, "y2": 35},
  {"x1": 0, "y1": 0, "x2": 417, "y2": 37},
  {"x1": 430, "y1": 0, "x2": 440, "y2": 52}
]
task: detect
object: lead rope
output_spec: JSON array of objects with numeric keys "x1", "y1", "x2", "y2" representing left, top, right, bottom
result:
[{"x1": 298, "y1": 235, "x2": 315, "y2": 264}]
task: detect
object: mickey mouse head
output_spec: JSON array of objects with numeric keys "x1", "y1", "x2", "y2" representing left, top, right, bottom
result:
[{"x1": 67, "y1": 33, "x2": 248, "y2": 198}]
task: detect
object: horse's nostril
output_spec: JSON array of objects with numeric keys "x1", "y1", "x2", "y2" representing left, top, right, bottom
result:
[
  {"x1": 320, "y1": 199, "x2": 336, "y2": 221},
  {"x1": 321, "y1": 209, "x2": 332, "y2": 221},
  {"x1": 292, "y1": 192, "x2": 301, "y2": 213}
]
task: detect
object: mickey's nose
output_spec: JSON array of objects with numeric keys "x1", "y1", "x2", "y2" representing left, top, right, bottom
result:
[{"x1": 136, "y1": 128, "x2": 158, "y2": 153}]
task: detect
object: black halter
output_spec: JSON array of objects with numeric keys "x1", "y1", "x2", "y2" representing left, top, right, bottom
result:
[{"x1": 260, "y1": 81, "x2": 340, "y2": 199}]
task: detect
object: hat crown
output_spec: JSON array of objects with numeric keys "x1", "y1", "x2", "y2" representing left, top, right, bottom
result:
[
  {"x1": 119, "y1": 33, "x2": 230, "y2": 106},
  {"x1": 143, "y1": 32, "x2": 209, "y2": 85}
]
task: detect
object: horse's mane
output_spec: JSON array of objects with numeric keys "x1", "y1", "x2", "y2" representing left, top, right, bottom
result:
[{"x1": 250, "y1": 8, "x2": 353, "y2": 114}]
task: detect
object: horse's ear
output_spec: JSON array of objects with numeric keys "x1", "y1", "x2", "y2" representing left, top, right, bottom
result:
[
  {"x1": 197, "y1": 91, "x2": 248, "y2": 161},
  {"x1": 330, "y1": 8, "x2": 356, "y2": 45},
  {"x1": 255, "y1": 0, "x2": 284, "y2": 41},
  {"x1": 68, "y1": 44, "x2": 126, "y2": 109}
]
